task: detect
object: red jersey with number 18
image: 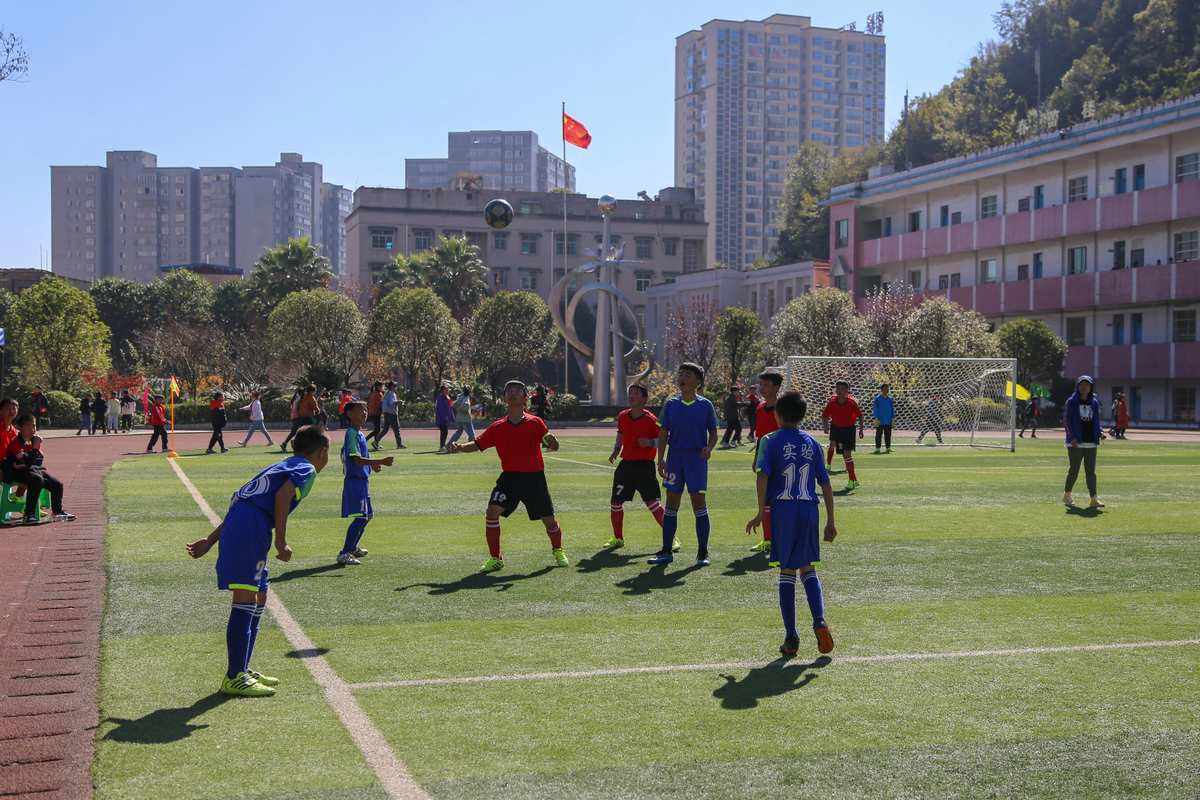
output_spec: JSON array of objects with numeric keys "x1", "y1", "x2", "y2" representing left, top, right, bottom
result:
[{"x1": 475, "y1": 413, "x2": 548, "y2": 472}]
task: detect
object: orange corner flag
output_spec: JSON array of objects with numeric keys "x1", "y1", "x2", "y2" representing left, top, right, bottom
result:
[{"x1": 563, "y1": 112, "x2": 591, "y2": 149}]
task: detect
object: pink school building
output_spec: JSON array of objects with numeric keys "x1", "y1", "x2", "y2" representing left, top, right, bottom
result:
[{"x1": 827, "y1": 95, "x2": 1200, "y2": 424}]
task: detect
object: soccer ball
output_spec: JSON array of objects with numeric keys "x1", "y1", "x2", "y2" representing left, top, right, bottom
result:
[{"x1": 484, "y1": 198, "x2": 514, "y2": 230}]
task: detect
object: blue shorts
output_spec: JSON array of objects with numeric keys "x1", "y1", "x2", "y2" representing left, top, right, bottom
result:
[
  {"x1": 769, "y1": 503, "x2": 821, "y2": 569},
  {"x1": 663, "y1": 448, "x2": 708, "y2": 494},
  {"x1": 342, "y1": 478, "x2": 373, "y2": 519},
  {"x1": 215, "y1": 503, "x2": 272, "y2": 593}
]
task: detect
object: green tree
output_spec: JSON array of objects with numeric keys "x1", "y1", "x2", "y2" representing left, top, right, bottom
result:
[
  {"x1": 766, "y1": 288, "x2": 871, "y2": 360},
  {"x1": 896, "y1": 297, "x2": 999, "y2": 358},
  {"x1": 268, "y1": 289, "x2": 366, "y2": 388},
  {"x1": 250, "y1": 237, "x2": 333, "y2": 310},
  {"x1": 664, "y1": 295, "x2": 720, "y2": 374},
  {"x1": 8, "y1": 278, "x2": 111, "y2": 391},
  {"x1": 861, "y1": 283, "x2": 918, "y2": 357},
  {"x1": 464, "y1": 291, "x2": 556, "y2": 385},
  {"x1": 715, "y1": 306, "x2": 764, "y2": 388},
  {"x1": 90, "y1": 277, "x2": 149, "y2": 372},
  {"x1": 775, "y1": 142, "x2": 837, "y2": 262},
  {"x1": 369, "y1": 287, "x2": 461, "y2": 390},
  {"x1": 149, "y1": 269, "x2": 216, "y2": 325},
  {"x1": 377, "y1": 236, "x2": 488, "y2": 320},
  {"x1": 213, "y1": 279, "x2": 273, "y2": 386},
  {"x1": 137, "y1": 320, "x2": 230, "y2": 398},
  {"x1": 997, "y1": 317, "x2": 1067, "y2": 386}
]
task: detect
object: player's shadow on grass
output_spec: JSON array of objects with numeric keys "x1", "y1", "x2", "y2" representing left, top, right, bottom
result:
[
  {"x1": 713, "y1": 656, "x2": 830, "y2": 710},
  {"x1": 396, "y1": 565, "x2": 555, "y2": 595},
  {"x1": 272, "y1": 563, "x2": 345, "y2": 584},
  {"x1": 101, "y1": 692, "x2": 230, "y2": 744},
  {"x1": 1065, "y1": 506, "x2": 1105, "y2": 518},
  {"x1": 722, "y1": 553, "x2": 773, "y2": 577},
  {"x1": 615, "y1": 562, "x2": 705, "y2": 595},
  {"x1": 575, "y1": 548, "x2": 656, "y2": 574}
]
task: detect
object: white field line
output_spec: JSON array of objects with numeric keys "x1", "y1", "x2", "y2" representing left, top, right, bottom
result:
[
  {"x1": 348, "y1": 638, "x2": 1200, "y2": 691},
  {"x1": 545, "y1": 454, "x2": 616, "y2": 471},
  {"x1": 545, "y1": 455, "x2": 1184, "y2": 475},
  {"x1": 167, "y1": 457, "x2": 429, "y2": 800}
]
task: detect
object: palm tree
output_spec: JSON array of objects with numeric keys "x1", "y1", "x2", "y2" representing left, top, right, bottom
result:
[
  {"x1": 377, "y1": 235, "x2": 488, "y2": 321},
  {"x1": 249, "y1": 237, "x2": 333, "y2": 309}
]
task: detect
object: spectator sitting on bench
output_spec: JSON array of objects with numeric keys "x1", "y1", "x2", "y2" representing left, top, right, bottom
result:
[{"x1": 5, "y1": 413, "x2": 75, "y2": 524}]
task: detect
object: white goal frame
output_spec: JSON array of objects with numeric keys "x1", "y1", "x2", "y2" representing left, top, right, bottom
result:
[{"x1": 781, "y1": 356, "x2": 1018, "y2": 451}]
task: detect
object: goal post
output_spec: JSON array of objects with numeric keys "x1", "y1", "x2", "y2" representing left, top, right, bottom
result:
[{"x1": 780, "y1": 356, "x2": 1018, "y2": 451}]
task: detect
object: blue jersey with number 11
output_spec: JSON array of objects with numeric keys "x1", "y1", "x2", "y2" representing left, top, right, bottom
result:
[{"x1": 755, "y1": 428, "x2": 829, "y2": 505}]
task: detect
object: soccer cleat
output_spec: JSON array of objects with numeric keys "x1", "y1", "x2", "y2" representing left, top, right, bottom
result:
[
  {"x1": 1089, "y1": 496, "x2": 1105, "y2": 509},
  {"x1": 696, "y1": 550, "x2": 711, "y2": 566},
  {"x1": 845, "y1": 479, "x2": 860, "y2": 491},
  {"x1": 750, "y1": 539, "x2": 771, "y2": 553},
  {"x1": 602, "y1": 536, "x2": 625, "y2": 549},
  {"x1": 552, "y1": 548, "x2": 569, "y2": 567},
  {"x1": 885, "y1": 447, "x2": 892, "y2": 453},
  {"x1": 53, "y1": 512, "x2": 77, "y2": 522},
  {"x1": 647, "y1": 551, "x2": 674, "y2": 565},
  {"x1": 779, "y1": 636, "x2": 800, "y2": 657},
  {"x1": 814, "y1": 622, "x2": 835, "y2": 654},
  {"x1": 336, "y1": 552, "x2": 362, "y2": 566},
  {"x1": 672, "y1": 537, "x2": 682, "y2": 552},
  {"x1": 1063, "y1": 491, "x2": 1074, "y2": 507},
  {"x1": 480, "y1": 556, "x2": 504, "y2": 573},
  {"x1": 873, "y1": 447, "x2": 881, "y2": 454},
  {"x1": 352, "y1": 548, "x2": 369, "y2": 558},
  {"x1": 246, "y1": 668, "x2": 279, "y2": 687},
  {"x1": 220, "y1": 672, "x2": 275, "y2": 697}
]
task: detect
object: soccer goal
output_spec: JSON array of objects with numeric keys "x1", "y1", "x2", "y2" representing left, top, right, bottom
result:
[{"x1": 781, "y1": 356, "x2": 1018, "y2": 450}]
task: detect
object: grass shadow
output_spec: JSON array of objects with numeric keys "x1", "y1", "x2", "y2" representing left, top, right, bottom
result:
[
  {"x1": 712, "y1": 655, "x2": 831, "y2": 710},
  {"x1": 832, "y1": 487, "x2": 855, "y2": 497},
  {"x1": 721, "y1": 553, "x2": 773, "y2": 577},
  {"x1": 575, "y1": 548, "x2": 656, "y2": 574},
  {"x1": 614, "y1": 562, "x2": 705, "y2": 596},
  {"x1": 271, "y1": 563, "x2": 345, "y2": 584},
  {"x1": 285, "y1": 647, "x2": 330, "y2": 659},
  {"x1": 1066, "y1": 506, "x2": 1105, "y2": 518},
  {"x1": 396, "y1": 565, "x2": 555, "y2": 595},
  {"x1": 101, "y1": 692, "x2": 231, "y2": 744}
]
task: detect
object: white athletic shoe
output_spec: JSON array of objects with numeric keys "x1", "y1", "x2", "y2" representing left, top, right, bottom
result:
[
  {"x1": 1062, "y1": 492, "x2": 1074, "y2": 507},
  {"x1": 336, "y1": 552, "x2": 362, "y2": 566}
]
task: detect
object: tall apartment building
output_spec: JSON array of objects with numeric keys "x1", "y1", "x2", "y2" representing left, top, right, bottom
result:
[
  {"x1": 405, "y1": 130, "x2": 576, "y2": 192},
  {"x1": 321, "y1": 183, "x2": 353, "y2": 276},
  {"x1": 827, "y1": 94, "x2": 1200, "y2": 424},
  {"x1": 51, "y1": 151, "x2": 345, "y2": 284},
  {"x1": 344, "y1": 187, "x2": 706, "y2": 314},
  {"x1": 675, "y1": 13, "x2": 885, "y2": 269}
]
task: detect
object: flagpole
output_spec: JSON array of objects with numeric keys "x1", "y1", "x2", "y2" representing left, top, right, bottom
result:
[{"x1": 561, "y1": 100, "x2": 570, "y2": 396}]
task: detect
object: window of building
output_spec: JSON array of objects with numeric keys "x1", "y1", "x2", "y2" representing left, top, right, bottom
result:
[
  {"x1": 663, "y1": 271, "x2": 680, "y2": 284},
  {"x1": 951, "y1": 211, "x2": 963, "y2": 225},
  {"x1": 979, "y1": 258, "x2": 998, "y2": 283},
  {"x1": 1175, "y1": 153, "x2": 1199, "y2": 183},
  {"x1": 554, "y1": 233, "x2": 579, "y2": 256},
  {"x1": 908, "y1": 269, "x2": 922, "y2": 289},
  {"x1": 1174, "y1": 387, "x2": 1197, "y2": 422},
  {"x1": 834, "y1": 219, "x2": 849, "y2": 248},
  {"x1": 1174, "y1": 309, "x2": 1197, "y2": 342},
  {"x1": 1067, "y1": 246, "x2": 1088, "y2": 274},
  {"x1": 1113, "y1": 240, "x2": 1126, "y2": 269},
  {"x1": 663, "y1": 237, "x2": 679, "y2": 256},
  {"x1": 1114, "y1": 167, "x2": 1127, "y2": 195},
  {"x1": 413, "y1": 228, "x2": 434, "y2": 251},
  {"x1": 1017, "y1": 263, "x2": 1029, "y2": 281},
  {"x1": 907, "y1": 210, "x2": 922, "y2": 232},
  {"x1": 519, "y1": 201, "x2": 543, "y2": 215},
  {"x1": 520, "y1": 270, "x2": 538, "y2": 291},
  {"x1": 1133, "y1": 163, "x2": 1146, "y2": 191},
  {"x1": 1174, "y1": 230, "x2": 1199, "y2": 263},
  {"x1": 1111, "y1": 313, "x2": 1125, "y2": 345},
  {"x1": 493, "y1": 231, "x2": 508, "y2": 250},
  {"x1": 950, "y1": 273, "x2": 961, "y2": 288},
  {"x1": 980, "y1": 195, "x2": 998, "y2": 219},
  {"x1": 1068, "y1": 176, "x2": 1089, "y2": 202},
  {"x1": 882, "y1": 217, "x2": 892, "y2": 237},
  {"x1": 367, "y1": 261, "x2": 388, "y2": 283},
  {"x1": 1033, "y1": 185, "x2": 1045, "y2": 210},
  {"x1": 939, "y1": 205, "x2": 949, "y2": 227},
  {"x1": 1131, "y1": 313, "x2": 1143, "y2": 343},
  {"x1": 1066, "y1": 317, "x2": 1086, "y2": 346},
  {"x1": 1017, "y1": 197, "x2": 1031, "y2": 212},
  {"x1": 937, "y1": 274, "x2": 949, "y2": 290},
  {"x1": 370, "y1": 227, "x2": 395, "y2": 250},
  {"x1": 520, "y1": 233, "x2": 538, "y2": 255},
  {"x1": 635, "y1": 237, "x2": 653, "y2": 259},
  {"x1": 635, "y1": 272, "x2": 653, "y2": 292},
  {"x1": 682, "y1": 240, "x2": 701, "y2": 271},
  {"x1": 493, "y1": 269, "x2": 508, "y2": 289}
]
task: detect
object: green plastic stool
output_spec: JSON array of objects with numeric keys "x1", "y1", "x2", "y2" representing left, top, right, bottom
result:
[{"x1": 1, "y1": 482, "x2": 51, "y2": 524}]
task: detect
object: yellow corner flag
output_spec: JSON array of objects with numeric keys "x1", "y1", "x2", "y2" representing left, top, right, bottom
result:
[
  {"x1": 1005, "y1": 380, "x2": 1031, "y2": 401},
  {"x1": 168, "y1": 376, "x2": 180, "y2": 397},
  {"x1": 166, "y1": 376, "x2": 180, "y2": 458}
]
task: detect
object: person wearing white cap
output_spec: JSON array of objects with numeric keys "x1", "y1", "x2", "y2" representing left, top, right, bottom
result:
[{"x1": 1062, "y1": 375, "x2": 1104, "y2": 508}]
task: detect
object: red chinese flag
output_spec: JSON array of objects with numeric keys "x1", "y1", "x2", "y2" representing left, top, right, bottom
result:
[{"x1": 563, "y1": 112, "x2": 592, "y2": 149}]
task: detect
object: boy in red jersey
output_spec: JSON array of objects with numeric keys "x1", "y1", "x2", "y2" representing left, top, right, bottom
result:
[
  {"x1": 450, "y1": 380, "x2": 568, "y2": 572},
  {"x1": 604, "y1": 383, "x2": 672, "y2": 550},
  {"x1": 749, "y1": 368, "x2": 783, "y2": 555},
  {"x1": 822, "y1": 380, "x2": 864, "y2": 490}
]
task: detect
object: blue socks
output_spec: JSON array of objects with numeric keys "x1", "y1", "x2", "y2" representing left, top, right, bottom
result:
[
  {"x1": 778, "y1": 573, "x2": 798, "y2": 639},
  {"x1": 661, "y1": 507, "x2": 678, "y2": 553},
  {"x1": 226, "y1": 603, "x2": 255, "y2": 679},
  {"x1": 695, "y1": 507, "x2": 710, "y2": 553},
  {"x1": 341, "y1": 517, "x2": 369, "y2": 555},
  {"x1": 802, "y1": 570, "x2": 825, "y2": 626},
  {"x1": 245, "y1": 604, "x2": 265, "y2": 673}
]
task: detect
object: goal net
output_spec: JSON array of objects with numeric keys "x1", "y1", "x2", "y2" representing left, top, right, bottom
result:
[{"x1": 781, "y1": 356, "x2": 1017, "y2": 450}]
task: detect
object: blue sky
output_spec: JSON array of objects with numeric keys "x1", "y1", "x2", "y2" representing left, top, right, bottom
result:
[{"x1": 0, "y1": 0, "x2": 1002, "y2": 268}]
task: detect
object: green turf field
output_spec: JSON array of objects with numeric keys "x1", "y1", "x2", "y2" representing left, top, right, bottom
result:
[{"x1": 94, "y1": 433, "x2": 1200, "y2": 799}]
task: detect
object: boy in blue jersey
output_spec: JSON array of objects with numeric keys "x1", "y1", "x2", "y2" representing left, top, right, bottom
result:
[
  {"x1": 650, "y1": 362, "x2": 719, "y2": 566},
  {"x1": 746, "y1": 392, "x2": 838, "y2": 657},
  {"x1": 872, "y1": 383, "x2": 895, "y2": 453},
  {"x1": 186, "y1": 425, "x2": 330, "y2": 697},
  {"x1": 337, "y1": 401, "x2": 394, "y2": 565}
]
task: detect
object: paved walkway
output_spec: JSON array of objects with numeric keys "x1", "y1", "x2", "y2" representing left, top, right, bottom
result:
[{"x1": 0, "y1": 432, "x2": 210, "y2": 800}]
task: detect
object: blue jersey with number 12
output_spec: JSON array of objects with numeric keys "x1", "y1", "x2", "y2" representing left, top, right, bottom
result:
[{"x1": 755, "y1": 428, "x2": 829, "y2": 505}]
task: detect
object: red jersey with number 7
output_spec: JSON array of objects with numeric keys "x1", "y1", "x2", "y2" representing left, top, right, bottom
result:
[
  {"x1": 617, "y1": 409, "x2": 659, "y2": 461},
  {"x1": 822, "y1": 396, "x2": 862, "y2": 428}
]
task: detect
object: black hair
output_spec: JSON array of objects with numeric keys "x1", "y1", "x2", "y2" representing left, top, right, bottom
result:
[
  {"x1": 291, "y1": 425, "x2": 330, "y2": 456},
  {"x1": 628, "y1": 383, "x2": 649, "y2": 399},
  {"x1": 345, "y1": 400, "x2": 367, "y2": 413},
  {"x1": 776, "y1": 391, "x2": 807, "y2": 424},
  {"x1": 679, "y1": 362, "x2": 705, "y2": 385},
  {"x1": 835, "y1": 378, "x2": 850, "y2": 389},
  {"x1": 373, "y1": 381, "x2": 383, "y2": 390},
  {"x1": 758, "y1": 368, "x2": 783, "y2": 387},
  {"x1": 880, "y1": 383, "x2": 890, "y2": 390},
  {"x1": 503, "y1": 380, "x2": 528, "y2": 394},
  {"x1": 14, "y1": 412, "x2": 36, "y2": 427},
  {"x1": 0, "y1": 398, "x2": 17, "y2": 411},
  {"x1": 386, "y1": 381, "x2": 396, "y2": 389}
]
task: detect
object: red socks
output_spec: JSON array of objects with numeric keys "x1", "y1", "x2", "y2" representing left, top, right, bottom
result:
[
  {"x1": 645, "y1": 499, "x2": 665, "y2": 526},
  {"x1": 610, "y1": 504, "x2": 624, "y2": 538},
  {"x1": 547, "y1": 524, "x2": 563, "y2": 550},
  {"x1": 846, "y1": 458, "x2": 857, "y2": 481},
  {"x1": 762, "y1": 505, "x2": 772, "y2": 541},
  {"x1": 485, "y1": 519, "x2": 502, "y2": 558},
  {"x1": 826, "y1": 444, "x2": 835, "y2": 466}
]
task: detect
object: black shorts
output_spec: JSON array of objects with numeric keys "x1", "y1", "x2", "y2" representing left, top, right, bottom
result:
[
  {"x1": 830, "y1": 425, "x2": 857, "y2": 454},
  {"x1": 490, "y1": 471, "x2": 555, "y2": 520},
  {"x1": 611, "y1": 460, "x2": 660, "y2": 503}
]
